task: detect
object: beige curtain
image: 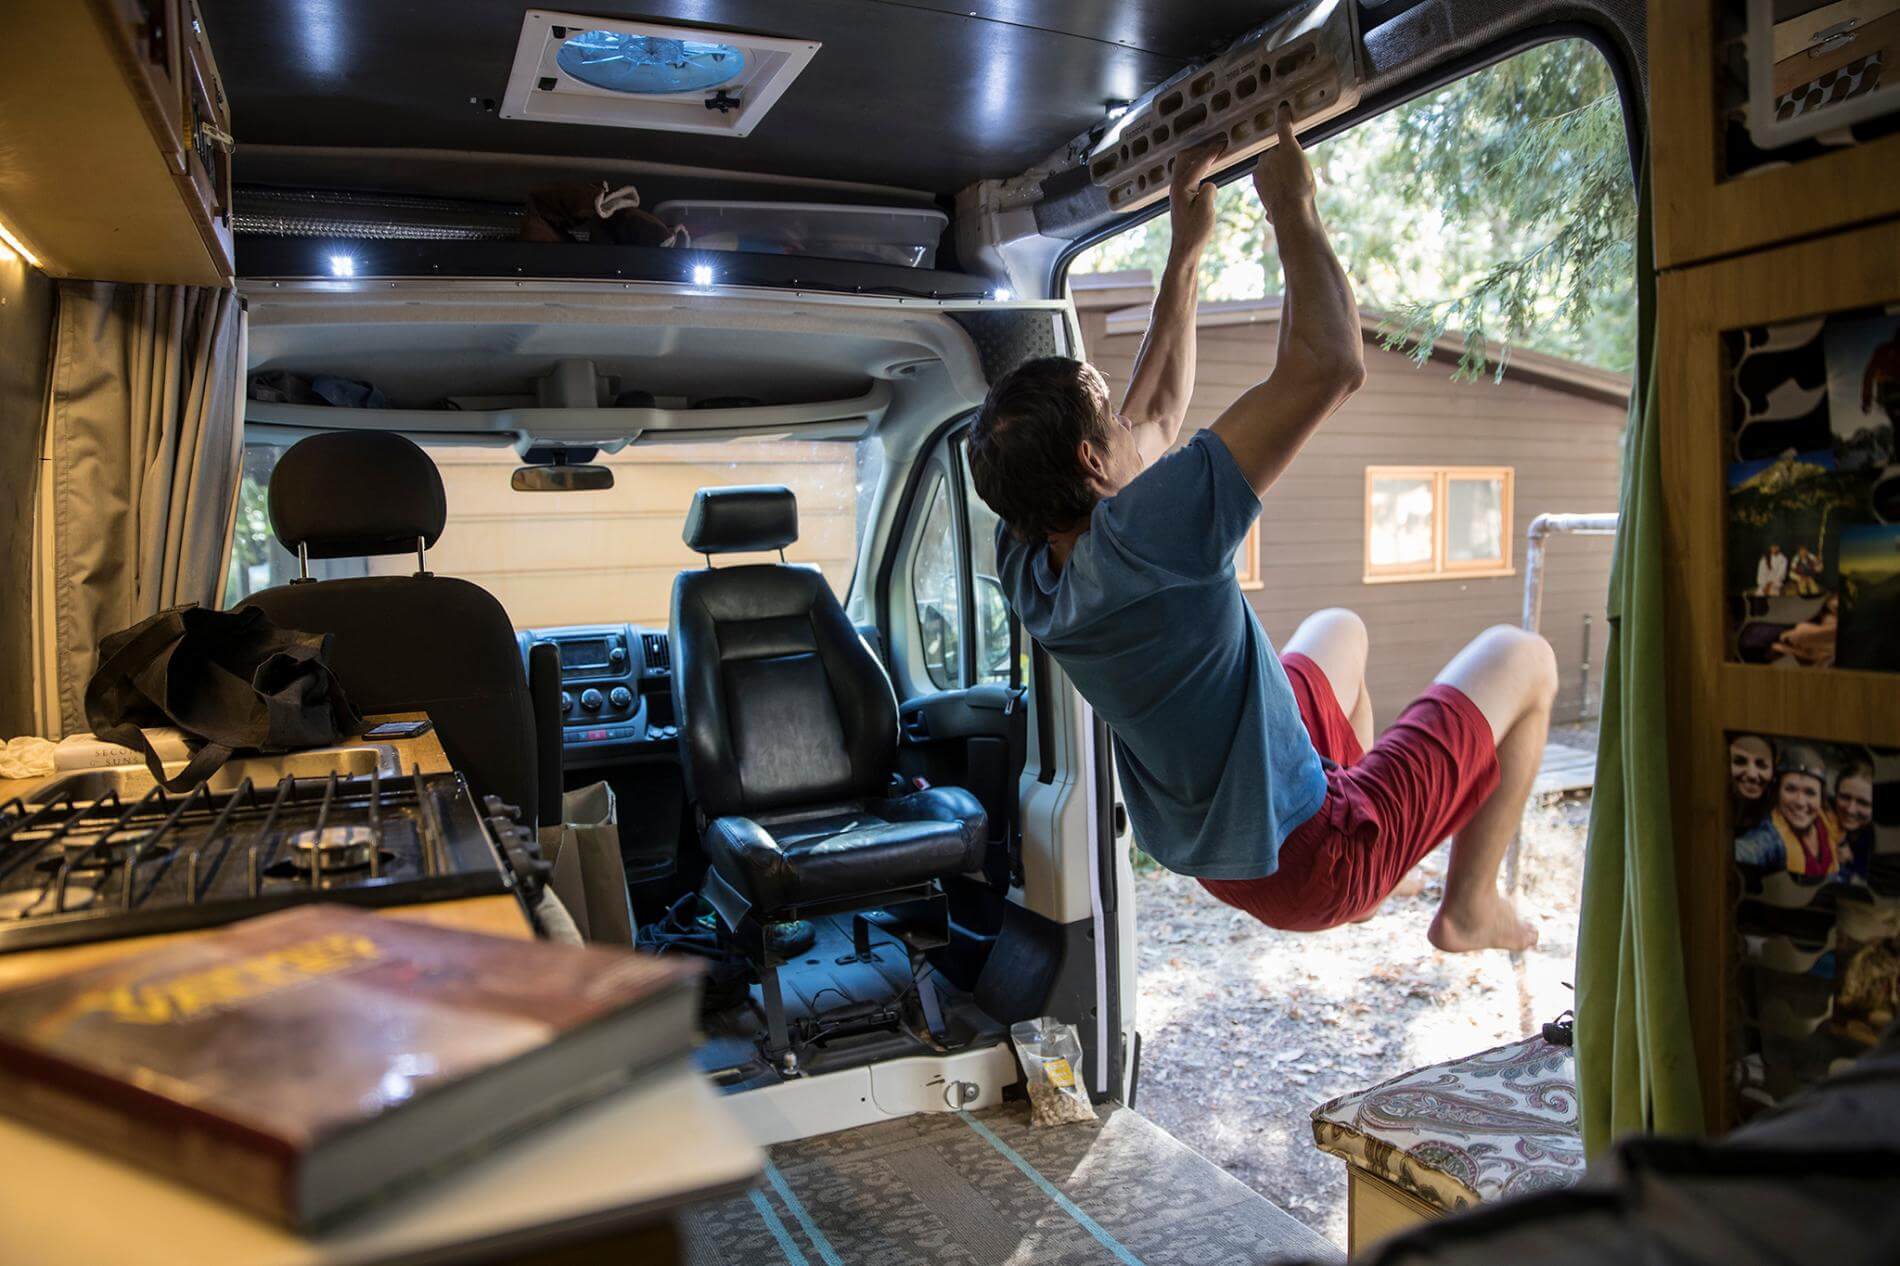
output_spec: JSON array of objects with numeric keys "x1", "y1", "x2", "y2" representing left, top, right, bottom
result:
[{"x1": 47, "y1": 283, "x2": 244, "y2": 734}]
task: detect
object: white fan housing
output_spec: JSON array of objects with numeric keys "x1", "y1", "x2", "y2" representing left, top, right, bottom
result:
[{"x1": 500, "y1": 11, "x2": 820, "y2": 138}]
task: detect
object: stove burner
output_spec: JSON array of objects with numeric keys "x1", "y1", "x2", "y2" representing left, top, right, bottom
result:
[
  {"x1": 286, "y1": 825, "x2": 380, "y2": 873},
  {"x1": 0, "y1": 880, "x2": 99, "y2": 919},
  {"x1": 0, "y1": 769, "x2": 513, "y2": 953},
  {"x1": 47, "y1": 833, "x2": 164, "y2": 869}
]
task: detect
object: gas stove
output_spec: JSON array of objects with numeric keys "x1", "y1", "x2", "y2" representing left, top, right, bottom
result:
[{"x1": 0, "y1": 768, "x2": 525, "y2": 954}]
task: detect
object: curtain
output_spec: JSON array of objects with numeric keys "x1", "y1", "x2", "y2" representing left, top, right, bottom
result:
[
  {"x1": 46, "y1": 283, "x2": 245, "y2": 735},
  {"x1": 1574, "y1": 166, "x2": 1705, "y2": 1154}
]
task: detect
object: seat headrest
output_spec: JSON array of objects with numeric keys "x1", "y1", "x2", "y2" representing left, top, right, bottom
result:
[
  {"x1": 683, "y1": 485, "x2": 798, "y2": 555},
  {"x1": 269, "y1": 431, "x2": 447, "y2": 560}
]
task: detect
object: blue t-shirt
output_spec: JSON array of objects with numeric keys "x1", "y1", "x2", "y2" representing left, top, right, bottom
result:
[{"x1": 997, "y1": 429, "x2": 1326, "y2": 879}]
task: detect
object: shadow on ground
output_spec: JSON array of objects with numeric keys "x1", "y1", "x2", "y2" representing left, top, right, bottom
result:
[{"x1": 1129, "y1": 790, "x2": 1590, "y2": 1248}]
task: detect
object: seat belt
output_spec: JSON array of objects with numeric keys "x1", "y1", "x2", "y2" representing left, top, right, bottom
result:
[{"x1": 1001, "y1": 611, "x2": 1030, "y2": 888}]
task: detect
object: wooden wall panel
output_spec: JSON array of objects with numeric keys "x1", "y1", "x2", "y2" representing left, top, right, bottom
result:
[{"x1": 1657, "y1": 219, "x2": 1900, "y2": 1130}]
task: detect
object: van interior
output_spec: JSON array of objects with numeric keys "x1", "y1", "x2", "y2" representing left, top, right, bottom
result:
[{"x1": 4, "y1": 1, "x2": 1900, "y2": 1263}]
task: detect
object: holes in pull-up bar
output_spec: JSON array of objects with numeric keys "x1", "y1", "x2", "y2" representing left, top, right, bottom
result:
[{"x1": 1276, "y1": 46, "x2": 1316, "y2": 77}]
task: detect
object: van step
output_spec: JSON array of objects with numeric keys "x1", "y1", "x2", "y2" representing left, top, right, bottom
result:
[{"x1": 686, "y1": 1100, "x2": 1340, "y2": 1264}]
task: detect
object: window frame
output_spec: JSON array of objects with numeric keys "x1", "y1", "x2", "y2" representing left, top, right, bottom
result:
[
  {"x1": 1235, "y1": 520, "x2": 1263, "y2": 590},
  {"x1": 1363, "y1": 464, "x2": 1516, "y2": 583},
  {"x1": 908, "y1": 469, "x2": 965, "y2": 691}
]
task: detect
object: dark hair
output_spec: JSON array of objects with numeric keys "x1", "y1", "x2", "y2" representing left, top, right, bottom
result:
[{"x1": 967, "y1": 356, "x2": 1115, "y2": 542}]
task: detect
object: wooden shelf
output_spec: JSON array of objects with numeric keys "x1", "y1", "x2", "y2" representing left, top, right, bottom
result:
[
  {"x1": 1650, "y1": 3, "x2": 1900, "y2": 270},
  {"x1": 0, "y1": 0, "x2": 232, "y2": 284}
]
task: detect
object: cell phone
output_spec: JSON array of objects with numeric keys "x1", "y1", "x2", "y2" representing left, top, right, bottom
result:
[{"x1": 363, "y1": 720, "x2": 433, "y2": 740}]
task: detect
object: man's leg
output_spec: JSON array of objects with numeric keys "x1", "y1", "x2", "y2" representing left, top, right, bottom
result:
[
  {"x1": 1283, "y1": 607, "x2": 1374, "y2": 753},
  {"x1": 1425, "y1": 625, "x2": 1557, "y2": 953},
  {"x1": 1285, "y1": 608, "x2": 1417, "y2": 914}
]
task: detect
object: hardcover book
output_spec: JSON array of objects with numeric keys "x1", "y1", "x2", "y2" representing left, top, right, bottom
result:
[{"x1": 0, "y1": 904, "x2": 700, "y2": 1229}]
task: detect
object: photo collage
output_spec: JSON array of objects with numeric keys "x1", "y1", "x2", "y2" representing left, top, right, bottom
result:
[
  {"x1": 1730, "y1": 731, "x2": 1900, "y2": 1114},
  {"x1": 1725, "y1": 306, "x2": 1900, "y2": 672}
]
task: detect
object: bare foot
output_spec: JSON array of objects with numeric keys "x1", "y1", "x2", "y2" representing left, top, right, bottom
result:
[
  {"x1": 1427, "y1": 896, "x2": 1538, "y2": 953},
  {"x1": 1392, "y1": 867, "x2": 1427, "y2": 899}
]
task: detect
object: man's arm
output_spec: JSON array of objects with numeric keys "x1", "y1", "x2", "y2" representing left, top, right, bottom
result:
[
  {"x1": 1211, "y1": 107, "x2": 1366, "y2": 498},
  {"x1": 1120, "y1": 139, "x2": 1227, "y2": 468}
]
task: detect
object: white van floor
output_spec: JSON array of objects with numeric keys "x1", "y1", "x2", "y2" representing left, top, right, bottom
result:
[{"x1": 684, "y1": 1100, "x2": 1339, "y2": 1266}]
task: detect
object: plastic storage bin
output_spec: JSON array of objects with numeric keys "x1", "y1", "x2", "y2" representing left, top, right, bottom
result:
[{"x1": 651, "y1": 200, "x2": 947, "y2": 268}]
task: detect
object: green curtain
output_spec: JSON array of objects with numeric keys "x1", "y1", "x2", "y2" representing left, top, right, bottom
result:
[{"x1": 1574, "y1": 166, "x2": 1705, "y2": 1154}]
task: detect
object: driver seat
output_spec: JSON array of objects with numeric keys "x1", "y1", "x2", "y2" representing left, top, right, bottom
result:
[{"x1": 670, "y1": 486, "x2": 986, "y2": 1059}]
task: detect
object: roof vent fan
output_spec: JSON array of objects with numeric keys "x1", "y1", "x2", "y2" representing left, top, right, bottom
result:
[{"x1": 501, "y1": 11, "x2": 820, "y2": 138}]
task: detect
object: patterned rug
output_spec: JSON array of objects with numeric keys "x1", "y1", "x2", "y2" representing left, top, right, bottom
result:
[{"x1": 684, "y1": 1102, "x2": 1338, "y2": 1266}]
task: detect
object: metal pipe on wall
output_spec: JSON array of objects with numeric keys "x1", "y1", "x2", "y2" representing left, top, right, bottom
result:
[{"x1": 1521, "y1": 512, "x2": 1620, "y2": 634}]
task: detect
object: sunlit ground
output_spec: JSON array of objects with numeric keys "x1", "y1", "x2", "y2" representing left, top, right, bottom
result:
[{"x1": 1131, "y1": 792, "x2": 1589, "y2": 1247}]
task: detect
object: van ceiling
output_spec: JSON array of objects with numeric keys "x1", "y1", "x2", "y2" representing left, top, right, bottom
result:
[{"x1": 199, "y1": 0, "x2": 1299, "y2": 199}]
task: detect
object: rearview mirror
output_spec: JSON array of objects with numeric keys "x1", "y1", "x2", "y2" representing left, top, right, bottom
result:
[{"x1": 511, "y1": 464, "x2": 614, "y2": 492}]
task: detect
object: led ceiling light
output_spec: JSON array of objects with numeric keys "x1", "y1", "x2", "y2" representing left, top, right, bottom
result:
[
  {"x1": 0, "y1": 218, "x2": 42, "y2": 269},
  {"x1": 502, "y1": 12, "x2": 820, "y2": 138}
]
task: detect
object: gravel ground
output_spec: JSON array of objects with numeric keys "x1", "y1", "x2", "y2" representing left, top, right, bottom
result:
[{"x1": 1129, "y1": 787, "x2": 1592, "y2": 1248}]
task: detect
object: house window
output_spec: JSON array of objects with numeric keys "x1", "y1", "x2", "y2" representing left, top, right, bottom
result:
[
  {"x1": 1364, "y1": 466, "x2": 1514, "y2": 582},
  {"x1": 1236, "y1": 520, "x2": 1263, "y2": 590}
]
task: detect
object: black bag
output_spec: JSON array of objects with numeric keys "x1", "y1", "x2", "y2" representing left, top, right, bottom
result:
[{"x1": 84, "y1": 604, "x2": 364, "y2": 792}]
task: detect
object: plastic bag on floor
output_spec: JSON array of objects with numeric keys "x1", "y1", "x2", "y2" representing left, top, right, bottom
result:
[{"x1": 1010, "y1": 1017, "x2": 1098, "y2": 1126}]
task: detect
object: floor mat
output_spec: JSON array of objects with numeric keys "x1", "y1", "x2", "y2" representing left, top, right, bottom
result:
[{"x1": 684, "y1": 1102, "x2": 1340, "y2": 1265}]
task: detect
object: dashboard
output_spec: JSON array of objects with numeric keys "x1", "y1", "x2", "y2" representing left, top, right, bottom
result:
[{"x1": 514, "y1": 623, "x2": 677, "y2": 766}]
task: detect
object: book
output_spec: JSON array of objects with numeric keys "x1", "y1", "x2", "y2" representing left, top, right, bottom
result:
[
  {"x1": 0, "y1": 904, "x2": 701, "y2": 1229},
  {"x1": 54, "y1": 728, "x2": 197, "y2": 770}
]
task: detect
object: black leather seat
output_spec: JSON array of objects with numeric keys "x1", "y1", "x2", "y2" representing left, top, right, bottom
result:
[
  {"x1": 670, "y1": 486, "x2": 985, "y2": 1055},
  {"x1": 245, "y1": 431, "x2": 541, "y2": 825}
]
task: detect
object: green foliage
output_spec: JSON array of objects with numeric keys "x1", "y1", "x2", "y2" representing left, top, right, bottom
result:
[
  {"x1": 220, "y1": 449, "x2": 276, "y2": 608},
  {"x1": 1074, "y1": 39, "x2": 1636, "y2": 377}
]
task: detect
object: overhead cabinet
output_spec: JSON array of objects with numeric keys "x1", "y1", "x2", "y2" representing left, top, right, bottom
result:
[{"x1": 0, "y1": 0, "x2": 233, "y2": 284}]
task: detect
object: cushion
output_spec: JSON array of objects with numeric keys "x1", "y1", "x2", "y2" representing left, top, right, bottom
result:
[
  {"x1": 268, "y1": 430, "x2": 447, "y2": 560},
  {"x1": 1310, "y1": 1035, "x2": 1585, "y2": 1212},
  {"x1": 703, "y1": 787, "x2": 986, "y2": 914},
  {"x1": 682, "y1": 485, "x2": 797, "y2": 554}
]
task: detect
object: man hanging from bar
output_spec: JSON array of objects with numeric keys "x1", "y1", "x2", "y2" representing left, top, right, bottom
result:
[{"x1": 969, "y1": 108, "x2": 1555, "y2": 951}]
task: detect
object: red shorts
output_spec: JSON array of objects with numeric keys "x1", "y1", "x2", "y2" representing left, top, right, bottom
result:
[{"x1": 1197, "y1": 653, "x2": 1501, "y2": 931}]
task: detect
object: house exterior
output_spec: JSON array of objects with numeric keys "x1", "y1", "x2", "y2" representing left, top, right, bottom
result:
[{"x1": 1072, "y1": 270, "x2": 1630, "y2": 727}]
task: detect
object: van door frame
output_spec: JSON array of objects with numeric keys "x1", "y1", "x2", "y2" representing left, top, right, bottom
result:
[
  {"x1": 872, "y1": 389, "x2": 1135, "y2": 1100},
  {"x1": 1033, "y1": 18, "x2": 1647, "y2": 1109}
]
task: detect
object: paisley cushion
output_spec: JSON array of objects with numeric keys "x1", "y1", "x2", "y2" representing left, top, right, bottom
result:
[{"x1": 1310, "y1": 1035, "x2": 1585, "y2": 1212}]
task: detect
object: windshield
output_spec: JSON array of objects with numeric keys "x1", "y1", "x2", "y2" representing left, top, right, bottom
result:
[{"x1": 224, "y1": 435, "x2": 882, "y2": 628}]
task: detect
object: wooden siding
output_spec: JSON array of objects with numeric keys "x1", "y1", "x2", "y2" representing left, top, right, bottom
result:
[
  {"x1": 1077, "y1": 305, "x2": 1625, "y2": 727},
  {"x1": 366, "y1": 441, "x2": 861, "y2": 629}
]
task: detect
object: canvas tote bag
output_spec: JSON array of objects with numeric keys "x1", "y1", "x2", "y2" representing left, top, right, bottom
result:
[{"x1": 84, "y1": 603, "x2": 363, "y2": 792}]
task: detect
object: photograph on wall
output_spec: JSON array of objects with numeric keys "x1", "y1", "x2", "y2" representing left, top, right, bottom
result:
[
  {"x1": 1825, "y1": 310, "x2": 1900, "y2": 469},
  {"x1": 1838, "y1": 525, "x2": 1900, "y2": 671},
  {"x1": 1725, "y1": 306, "x2": 1900, "y2": 671},
  {"x1": 1731, "y1": 732, "x2": 1900, "y2": 1115}
]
